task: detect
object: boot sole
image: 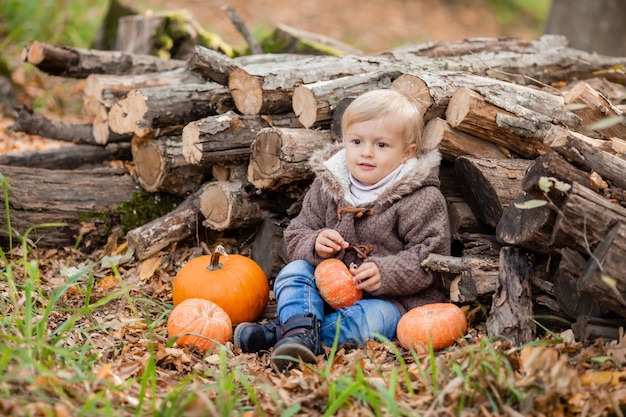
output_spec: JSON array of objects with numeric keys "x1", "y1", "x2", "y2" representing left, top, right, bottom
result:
[{"x1": 271, "y1": 341, "x2": 318, "y2": 372}]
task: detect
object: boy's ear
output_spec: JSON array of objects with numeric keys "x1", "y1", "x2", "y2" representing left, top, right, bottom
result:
[{"x1": 403, "y1": 144, "x2": 418, "y2": 161}]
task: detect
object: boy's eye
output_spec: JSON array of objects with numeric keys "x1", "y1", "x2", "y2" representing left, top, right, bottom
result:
[
  {"x1": 352, "y1": 139, "x2": 361, "y2": 145},
  {"x1": 377, "y1": 142, "x2": 388, "y2": 148}
]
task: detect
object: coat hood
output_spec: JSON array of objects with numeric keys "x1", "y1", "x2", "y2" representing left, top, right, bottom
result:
[{"x1": 308, "y1": 142, "x2": 442, "y2": 207}]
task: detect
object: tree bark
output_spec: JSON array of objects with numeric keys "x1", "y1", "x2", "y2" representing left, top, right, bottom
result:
[
  {"x1": 578, "y1": 222, "x2": 626, "y2": 318},
  {"x1": 495, "y1": 193, "x2": 557, "y2": 255},
  {"x1": 422, "y1": 117, "x2": 510, "y2": 160},
  {"x1": 108, "y1": 83, "x2": 231, "y2": 137},
  {"x1": 126, "y1": 190, "x2": 201, "y2": 260},
  {"x1": 22, "y1": 41, "x2": 184, "y2": 78},
  {"x1": 544, "y1": 125, "x2": 626, "y2": 190},
  {"x1": 445, "y1": 87, "x2": 552, "y2": 158},
  {"x1": 292, "y1": 71, "x2": 401, "y2": 128},
  {"x1": 551, "y1": 182, "x2": 626, "y2": 254},
  {"x1": 454, "y1": 156, "x2": 531, "y2": 228},
  {"x1": 421, "y1": 253, "x2": 499, "y2": 303},
  {"x1": 8, "y1": 107, "x2": 129, "y2": 145},
  {"x1": 181, "y1": 111, "x2": 303, "y2": 166},
  {"x1": 0, "y1": 143, "x2": 131, "y2": 170},
  {"x1": 564, "y1": 81, "x2": 626, "y2": 140},
  {"x1": 228, "y1": 55, "x2": 390, "y2": 115},
  {"x1": 248, "y1": 127, "x2": 332, "y2": 191},
  {"x1": 553, "y1": 247, "x2": 607, "y2": 320},
  {"x1": 486, "y1": 247, "x2": 536, "y2": 346},
  {"x1": 0, "y1": 165, "x2": 137, "y2": 247}
]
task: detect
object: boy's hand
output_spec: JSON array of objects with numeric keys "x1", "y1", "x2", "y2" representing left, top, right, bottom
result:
[
  {"x1": 315, "y1": 229, "x2": 349, "y2": 259},
  {"x1": 350, "y1": 262, "x2": 381, "y2": 292}
]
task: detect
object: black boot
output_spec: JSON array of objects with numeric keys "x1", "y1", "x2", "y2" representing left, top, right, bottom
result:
[
  {"x1": 233, "y1": 319, "x2": 281, "y2": 353},
  {"x1": 271, "y1": 313, "x2": 323, "y2": 372}
]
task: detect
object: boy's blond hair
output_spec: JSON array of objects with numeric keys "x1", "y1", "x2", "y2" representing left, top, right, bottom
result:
[{"x1": 341, "y1": 89, "x2": 425, "y2": 153}]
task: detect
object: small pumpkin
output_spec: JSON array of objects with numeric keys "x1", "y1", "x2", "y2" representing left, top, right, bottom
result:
[
  {"x1": 172, "y1": 245, "x2": 269, "y2": 324},
  {"x1": 314, "y1": 258, "x2": 363, "y2": 309},
  {"x1": 396, "y1": 303, "x2": 467, "y2": 351},
  {"x1": 167, "y1": 298, "x2": 233, "y2": 352}
]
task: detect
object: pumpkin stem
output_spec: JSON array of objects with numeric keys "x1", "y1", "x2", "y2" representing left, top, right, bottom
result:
[{"x1": 208, "y1": 245, "x2": 229, "y2": 271}]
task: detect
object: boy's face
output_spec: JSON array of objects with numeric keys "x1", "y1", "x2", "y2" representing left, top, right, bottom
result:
[{"x1": 343, "y1": 117, "x2": 417, "y2": 186}]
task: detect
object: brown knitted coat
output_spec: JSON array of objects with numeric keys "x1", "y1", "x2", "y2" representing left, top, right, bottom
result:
[{"x1": 284, "y1": 143, "x2": 451, "y2": 314}]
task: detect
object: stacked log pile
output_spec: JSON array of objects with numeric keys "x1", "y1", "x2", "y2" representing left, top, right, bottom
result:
[{"x1": 5, "y1": 32, "x2": 626, "y2": 345}]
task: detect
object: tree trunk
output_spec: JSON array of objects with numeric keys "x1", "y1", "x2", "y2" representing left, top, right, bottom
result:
[
  {"x1": 545, "y1": 0, "x2": 626, "y2": 56},
  {"x1": 198, "y1": 180, "x2": 266, "y2": 231}
]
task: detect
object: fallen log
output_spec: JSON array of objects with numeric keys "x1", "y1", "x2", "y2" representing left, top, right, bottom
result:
[
  {"x1": 108, "y1": 83, "x2": 232, "y2": 137},
  {"x1": 126, "y1": 189, "x2": 201, "y2": 260},
  {"x1": 181, "y1": 111, "x2": 304, "y2": 166},
  {"x1": 554, "y1": 247, "x2": 607, "y2": 320},
  {"x1": 248, "y1": 127, "x2": 332, "y2": 191},
  {"x1": 198, "y1": 180, "x2": 266, "y2": 231},
  {"x1": 495, "y1": 193, "x2": 557, "y2": 255},
  {"x1": 421, "y1": 253, "x2": 499, "y2": 303},
  {"x1": 454, "y1": 156, "x2": 531, "y2": 228},
  {"x1": 0, "y1": 165, "x2": 137, "y2": 247},
  {"x1": 543, "y1": 125, "x2": 626, "y2": 190},
  {"x1": 83, "y1": 67, "x2": 204, "y2": 114},
  {"x1": 564, "y1": 81, "x2": 626, "y2": 140},
  {"x1": 551, "y1": 182, "x2": 626, "y2": 255},
  {"x1": 578, "y1": 222, "x2": 626, "y2": 319},
  {"x1": 292, "y1": 71, "x2": 401, "y2": 128},
  {"x1": 422, "y1": 117, "x2": 509, "y2": 161},
  {"x1": 228, "y1": 54, "x2": 390, "y2": 115},
  {"x1": 572, "y1": 315, "x2": 626, "y2": 345},
  {"x1": 8, "y1": 107, "x2": 129, "y2": 145},
  {"x1": 445, "y1": 87, "x2": 552, "y2": 158},
  {"x1": 132, "y1": 136, "x2": 209, "y2": 196},
  {"x1": 22, "y1": 40, "x2": 184, "y2": 78},
  {"x1": 0, "y1": 143, "x2": 131, "y2": 170}
]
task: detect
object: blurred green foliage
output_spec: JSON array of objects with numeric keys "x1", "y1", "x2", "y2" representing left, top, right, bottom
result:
[
  {"x1": 486, "y1": 0, "x2": 552, "y2": 33},
  {"x1": 0, "y1": 0, "x2": 107, "y2": 63}
]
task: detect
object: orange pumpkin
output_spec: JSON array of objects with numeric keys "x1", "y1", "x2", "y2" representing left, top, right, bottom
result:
[
  {"x1": 167, "y1": 298, "x2": 233, "y2": 352},
  {"x1": 314, "y1": 258, "x2": 363, "y2": 309},
  {"x1": 172, "y1": 245, "x2": 269, "y2": 324},
  {"x1": 396, "y1": 303, "x2": 467, "y2": 351}
]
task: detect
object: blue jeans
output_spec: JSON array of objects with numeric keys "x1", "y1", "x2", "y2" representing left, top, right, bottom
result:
[{"x1": 274, "y1": 260, "x2": 401, "y2": 346}]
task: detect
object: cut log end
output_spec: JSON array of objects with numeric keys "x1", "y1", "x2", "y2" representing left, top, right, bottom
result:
[
  {"x1": 200, "y1": 184, "x2": 230, "y2": 225},
  {"x1": 182, "y1": 123, "x2": 203, "y2": 165},
  {"x1": 109, "y1": 90, "x2": 149, "y2": 136},
  {"x1": 228, "y1": 68, "x2": 264, "y2": 115},
  {"x1": 134, "y1": 144, "x2": 164, "y2": 191},
  {"x1": 445, "y1": 87, "x2": 472, "y2": 128},
  {"x1": 292, "y1": 85, "x2": 319, "y2": 128},
  {"x1": 390, "y1": 73, "x2": 433, "y2": 114}
]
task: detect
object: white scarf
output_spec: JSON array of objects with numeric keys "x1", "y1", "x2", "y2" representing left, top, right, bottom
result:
[{"x1": 349, "y1": 163, "x2": 404, "y2": 205}]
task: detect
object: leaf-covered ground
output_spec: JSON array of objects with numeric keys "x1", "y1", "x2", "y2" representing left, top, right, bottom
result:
[{"x1": 2, "y1": 240, "x2": 626, "y2": 416}]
